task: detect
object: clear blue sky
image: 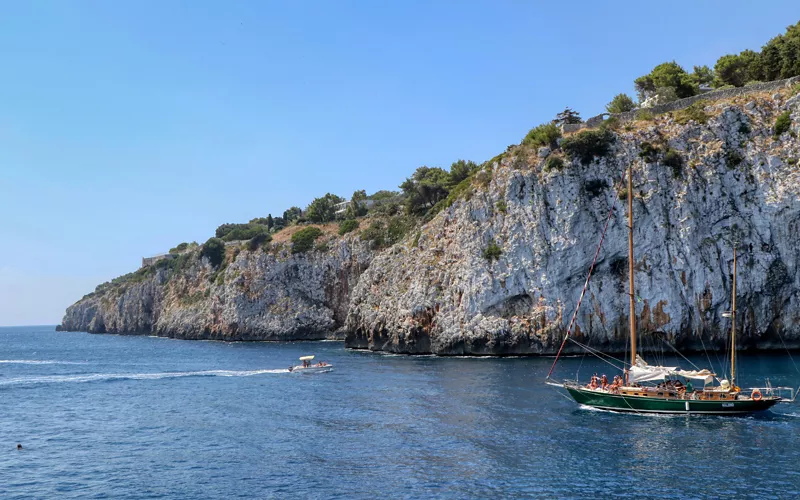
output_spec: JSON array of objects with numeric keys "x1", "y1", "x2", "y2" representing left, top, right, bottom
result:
[{"x1": 1, "y1": 1, "x2": 798, "y2": 326}]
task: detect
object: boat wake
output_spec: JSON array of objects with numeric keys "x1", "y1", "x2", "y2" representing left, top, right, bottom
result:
[
  {"x1": 0, "y1": 368, "x2": 289, "y2": 387},
  {"x1": 0, "y1": 359, "x2": 87, "y2": 365}
]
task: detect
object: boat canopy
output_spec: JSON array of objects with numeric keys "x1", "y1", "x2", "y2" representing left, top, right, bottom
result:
[
  {"x1": 629, "y1": 355, "x2": 715, "y2": 384},
  {"x1": 299, "y1": 355, "x2": 315, "y2": 361}
]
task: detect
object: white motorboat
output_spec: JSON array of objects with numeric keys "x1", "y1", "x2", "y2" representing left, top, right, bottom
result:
[{"x1": 288, "y1": 355, "x2": 333, "y2": 374}]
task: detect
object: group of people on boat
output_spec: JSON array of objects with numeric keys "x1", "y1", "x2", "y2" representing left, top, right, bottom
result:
[
  {"x1": 586, "y1": 374, "x2": 624, "y2": 393},
  {"x1": 586, "y1": 373, "x2": 700, "y2": 398},
  {"x1": 288, "y1": 360, "x2": 331, "y2": 371}
]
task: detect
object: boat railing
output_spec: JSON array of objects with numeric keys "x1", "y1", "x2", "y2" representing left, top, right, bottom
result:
[{"x1": 747, "y1": 386, "x2": 796, "y2": 402}]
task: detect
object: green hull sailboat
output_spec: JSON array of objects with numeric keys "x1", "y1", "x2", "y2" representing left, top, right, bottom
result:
[{"x1": 547, "y1": 161, "x2": 794, "y2": 415}]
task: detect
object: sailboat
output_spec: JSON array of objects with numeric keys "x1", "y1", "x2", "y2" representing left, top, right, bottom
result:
[{"x1": 546, "y1": 162, "x2": 795, "y2": 415}]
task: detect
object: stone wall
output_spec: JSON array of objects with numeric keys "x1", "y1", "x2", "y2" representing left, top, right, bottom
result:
[
  {"x1": 563, "y1": 76, "x2": 800, "y2": 134},
  {"x1": 141, "y1": 253, "x2": 174, "y2": 268}
]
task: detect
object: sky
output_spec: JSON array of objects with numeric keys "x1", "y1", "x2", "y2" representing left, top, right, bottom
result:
[{"x1": 1, "y1": 1, "x2": 799, "y2": 326}]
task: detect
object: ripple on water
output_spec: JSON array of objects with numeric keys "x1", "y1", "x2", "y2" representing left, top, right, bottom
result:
[{"x1": 0, "y1": 327, "x2": 799, "y2": 499}]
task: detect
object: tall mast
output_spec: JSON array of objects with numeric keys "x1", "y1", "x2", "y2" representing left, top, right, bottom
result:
[
  {"x1": 628, "y1": 163, "x2": 636, "y2": 366},
  {"x1": 731, "y1": 246, "x2": 737, "y2": 388}
]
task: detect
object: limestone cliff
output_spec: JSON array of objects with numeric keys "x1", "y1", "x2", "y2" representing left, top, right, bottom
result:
[
  {"x1": 346, "y1": 86, "x2": 800, "y2": 354},
  {"x1": 60, "y1": 233, "x2": 373, "y2": 340},
  {"x1": 61, "y1": 84, "x2": 800, "y2": 354}
]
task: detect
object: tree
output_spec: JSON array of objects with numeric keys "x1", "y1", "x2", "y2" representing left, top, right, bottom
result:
[
  {"x1": 553, "y1": 107, "x2": 582, "y2": 126},
  {"x1": 447, "y1": 160, "x2": 478, "y2": 188},
  {"x1": 714, "y1": 50, "x2": 760, "y2": 87},
  {"x1": 635, "y1": 61, "x2": 697, "y2": 100},
  {"x1": 267, "y1": 214, "x2": 274, "y2": 230},
  {"x1": 305, "y1": 194, "x2": 344, "y2": 223},
  {"x1": 605, "y1": 94, "x2": 636, "y2": 113},
  {"x1": 690, "y1": 65, "x2": 715, "y2": 86},
  {"x1": 345, "y1": 190, "x2": 368, "y2": 218},
  {"x1": 400, "y1": 166, "x2": 450, "y2": 215},
  {"x1": 282, "y1": 207, "x2": 302, "y2": 223},
  {"x1": 757, "y1": 21, "x2": 800, "y2": 81},
  {"x1": 201, "y1": 238, "x2": 225, "y2": 267},
  {"x1": 271, "y1": 217, "x2": 285, "y2": 232}
]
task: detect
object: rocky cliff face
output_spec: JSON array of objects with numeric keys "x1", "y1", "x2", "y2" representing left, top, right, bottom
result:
[
  {"x1": 61, "y1": 86, "x2": 800, "y2": 355},
  {"x1": 60, "y1": 235, "x2": 374, "y2": 340},
  {"x1": 346, "y1": 87, "x2": 800, "y2": 354}
]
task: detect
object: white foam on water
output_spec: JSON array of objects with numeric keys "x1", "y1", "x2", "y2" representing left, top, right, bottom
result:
[
  {"x1": 0, "y1": 368, "x2": 289, "y2": 387},
  {"x1": 0, "y1": 359, "x2": 87, "y2": 365}
]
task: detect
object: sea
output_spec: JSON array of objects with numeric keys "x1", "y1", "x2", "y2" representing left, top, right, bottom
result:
[{"x1": 1, "y1": 325, "x2": 799, "y2": 499}]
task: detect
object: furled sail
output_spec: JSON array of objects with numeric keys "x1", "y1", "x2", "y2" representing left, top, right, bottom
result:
[{"x1": 629, "y1": 356, "x2": 714, "y2": 384}]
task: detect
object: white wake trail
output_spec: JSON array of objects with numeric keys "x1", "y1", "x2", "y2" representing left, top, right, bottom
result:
[
  {"x1": 0, "y1": 368, "x2": 289, "y2": 387},
  {"x1": 0, "y1": 360, "x2": 87, "y2": 365}
]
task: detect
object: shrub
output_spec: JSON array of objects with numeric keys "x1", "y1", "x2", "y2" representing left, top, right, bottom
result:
[
  {"x1": 791, "y1": 83, "x2": 800, "y2": 96},
  {"x1": 674, "y1": 103, "x2": 709, "y2": 125},
  {"x1": 744, "y1": 80, "x2": 763, "y2": 87},
  {"x1": 561, "y1": 129, "x2": 615, "y2": 166},
  {"x1": 496, "y1": 200, "x2": 507, "y2": 213},
  {"x1": 583, "y1": 179, "x2": 608, "y2": 198},
  {"x1": 725, "y1": 150, "x2": 744, "y2": 168},
  {"x1": 360, "y1": 221, "x2": 385, "y2": 248},
  {"x1": 774, "y1": 111, "x2": 792, "y2": 137},
  {"x1": 522, "y1": 123, "x2": 561, "y2": 149},
  {"x1": 606, "y1": 94, "x2": 636, "y2": 113},
  {"x1": 474, "y1": 169, "x2": 492, "y2": 187},
  {"x1": 338, "y1": 219, "x2": 359, "y2": 235},
  {"x1": 169, "y1": 242, "x2": 189, "y2": 254},
  {"x1": 662, "y1": 149, "x2": 683, "y2": 178},
  {"x1": 247, "y1": 232, "x2": 272, "y2": 251},
  {"x1": 599, "y1": 116, "x2": 620, "y2": 131},
  {"x1": 635, "y1": 109, "x2": 654, "y2": 121},
  {"x1": 215, "y1": 223, "x2": 243, "y2": 239},
  {"x1": 482, "y1": 240, "x2": 502, "y2": 262},
  {"x1": 387, "y1": 216, "x2": 414, "y2": 245},
  {"x1": 291, "y1": 226, "x2": 323, "y2": 253},
  {"x1": 220, "y1": 224, "x2": 270, "y2": 242},
  {"x1": 544, "y1": 155, "x2": 565, "y2": 172},
  {"x1": 201, "y1": 238, "x2": 225, "y2": 267},
  {"x1": 738, "y1": 123, "x2": 751, "y2": 135},
  {"x1": 638, "y1": 142, "x2": 659, "y2": 163}
]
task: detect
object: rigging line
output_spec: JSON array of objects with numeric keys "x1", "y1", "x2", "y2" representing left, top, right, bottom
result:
[
  {"x1": 546, "y1": 174, "x2": 626, "y2": 380},
  {"x1": 660, "y1": 338, "x2": 702, "y2": 371},
  {"x1": 774, "y1": 327, "x2": 800, "y2": 376},
  {"x1": 568, "y1": 338, "x2": 629, "y2": 371},
  {"x1": 698, "y1": 333, "x2": 716, "y2": 377},
  {"x1": 568, "y1": 337, "x2": 629, "y2": 365}
]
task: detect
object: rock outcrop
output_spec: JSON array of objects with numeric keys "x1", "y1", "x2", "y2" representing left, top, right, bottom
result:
[
  {"x1": 346, "y1": 87, "x2": 800, "y2": 354},
  {"x1": 60, "y1": 236, "x2": 374, "y2": 340}
]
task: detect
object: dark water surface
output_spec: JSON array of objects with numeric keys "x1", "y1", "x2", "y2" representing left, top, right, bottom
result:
[{"x1": 1, "y1": 326, "x2": 799, "y2": 499}]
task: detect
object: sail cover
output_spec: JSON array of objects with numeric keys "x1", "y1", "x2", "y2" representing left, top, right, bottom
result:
[{"x1": 629, "y1": 356, "x2": 714, "y2": 384}]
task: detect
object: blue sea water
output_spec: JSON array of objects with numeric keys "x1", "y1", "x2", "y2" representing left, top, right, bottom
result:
[{"x1": 1, "y1": 326, "x2": 800, "y2": 499}]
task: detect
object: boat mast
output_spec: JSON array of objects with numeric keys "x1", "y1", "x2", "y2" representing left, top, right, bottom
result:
[
  {"x1": 731, "y1": 246, "x2": 737, "y2": 388},
  {"x1": 628, "y1": 162, "x2": 636, "y2": 367}
]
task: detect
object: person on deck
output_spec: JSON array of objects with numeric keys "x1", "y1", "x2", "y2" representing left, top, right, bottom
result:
[{"x1": 601, "y1": 374, "x2": 608, "y2": 390}]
